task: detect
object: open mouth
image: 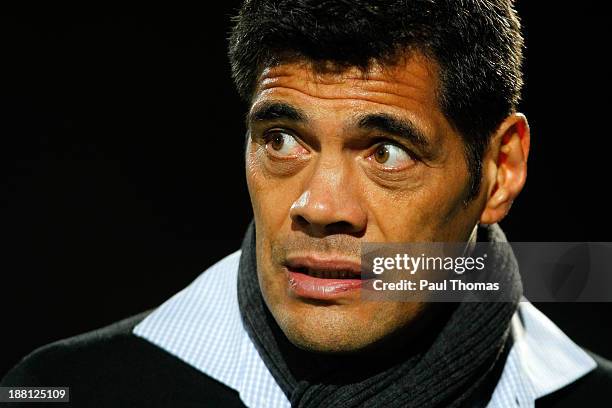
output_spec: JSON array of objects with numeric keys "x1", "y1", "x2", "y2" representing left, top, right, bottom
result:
[{"x1": 283, "y1": 256, "x2": 366, "y2": 300}]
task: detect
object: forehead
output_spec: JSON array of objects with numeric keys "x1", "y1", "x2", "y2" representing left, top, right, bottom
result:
[
  {"x1": 258, "y1": 54, "x2": 438, "y2": 97},
  {"x1": 250, "y1": 54, "x2": 449, "y2": 138}
]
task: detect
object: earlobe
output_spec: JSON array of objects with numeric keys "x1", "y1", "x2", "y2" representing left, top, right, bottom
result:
[{"x1": 480, "y1": 113, "x2": 530, "y2": 225}]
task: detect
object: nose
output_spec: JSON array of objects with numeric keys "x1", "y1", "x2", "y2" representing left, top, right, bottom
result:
[{"x1": 289, "y1": 159, "x2": 367, "y2": 237}]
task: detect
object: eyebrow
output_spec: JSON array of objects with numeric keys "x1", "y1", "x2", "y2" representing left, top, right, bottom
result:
[
  {"x1": 247, "y1": 101, "x2": 307, "y2": 125},
  {"x1": 246, "y1": 102, "x2": 434, "y2": 156},
  {"x1": 357, "y1": 113, "x2": 431, "y2": 152}
]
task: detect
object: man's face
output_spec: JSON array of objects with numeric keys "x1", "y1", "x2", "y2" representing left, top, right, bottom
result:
[{"x1": 245, "y1": 54, "x2": 486, "y2": 353}]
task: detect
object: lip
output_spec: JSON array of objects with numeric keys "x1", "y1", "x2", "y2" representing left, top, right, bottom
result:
[{"x1": 284, "y1": 255, "x2": 365, "y2": 300}]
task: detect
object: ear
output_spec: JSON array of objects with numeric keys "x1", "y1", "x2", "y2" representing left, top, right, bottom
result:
[{"x1": 479, "y1": 113, "x2": 530, "y2": 225}]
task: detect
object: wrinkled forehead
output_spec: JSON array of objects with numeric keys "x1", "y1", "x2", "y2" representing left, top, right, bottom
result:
[{"x1": 251, "y1": 52, "x2": 441, "y2": 106}]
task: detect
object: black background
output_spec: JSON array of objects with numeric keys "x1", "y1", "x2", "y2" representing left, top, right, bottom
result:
[{"x1": 2, "y1": 2, "x2": 611, "y2": 377}]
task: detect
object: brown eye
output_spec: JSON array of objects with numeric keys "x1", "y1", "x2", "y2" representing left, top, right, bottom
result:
[
  {"x1": 270, "y1": 134, "x2": 284, "y2": 151},
  {"x1": 374, "y1": 145, "x2": 390, "y2": 164},
  {"x1": 369, "y1": 142, "x2": 414, "y2": 169},
  {"x1": 264, "y1": 131, "x2": 308, "y2": 158}
]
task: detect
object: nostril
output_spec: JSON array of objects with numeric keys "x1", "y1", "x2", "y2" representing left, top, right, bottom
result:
[
  {"x1": 326, "y1": 221, "x2": 356, "y2": 234},
  {"x1": 294, "y1": 215, "x2": 310, "y2": 227}
]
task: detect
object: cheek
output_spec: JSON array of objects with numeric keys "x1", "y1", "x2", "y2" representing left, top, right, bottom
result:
[
  {"x1": 245, "y1": 151, "x2": 264, "y2": 219},
  {"x1": 369, "y1": 193, "x2": 437, "y2": 240},
  {"x1": 246, "y1": 148, "x2": 301, "y2": 251},
  {"x1": 246, "y1": 149, "x2": 281, "y2": 221},
  {"x1": 365, "y1": 171, "x2": 471, "y2": 241}
]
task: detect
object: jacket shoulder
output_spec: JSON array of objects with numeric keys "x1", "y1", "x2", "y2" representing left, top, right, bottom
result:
[
  {"x1": 1, "y1": 310, "x2": 246, "y2": 407},
  {"x1": 1, "y1": 310, "x2": 152, "y2": 387}
]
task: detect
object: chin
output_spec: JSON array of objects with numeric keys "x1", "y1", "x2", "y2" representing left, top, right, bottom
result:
[
  {"x1": 273, "y1": 304, "x2": 389, "y2": 354},
  {"x1": 284, "y1": 328, "x2": 372, "y2": 354}
]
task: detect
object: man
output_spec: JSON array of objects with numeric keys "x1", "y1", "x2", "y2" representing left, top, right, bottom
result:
[{"x1": 2, "y1": 1, "x2": 611, "y2": 407}]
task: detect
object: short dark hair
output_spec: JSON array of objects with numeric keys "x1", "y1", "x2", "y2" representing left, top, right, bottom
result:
[{"x1": 228, "y1": 0, "x2": 524, "y2": 199}]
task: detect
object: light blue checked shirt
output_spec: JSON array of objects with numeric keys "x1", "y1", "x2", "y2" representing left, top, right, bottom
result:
[{"x1": 133, "y1": 251, "x2": 596, "y2": 408}]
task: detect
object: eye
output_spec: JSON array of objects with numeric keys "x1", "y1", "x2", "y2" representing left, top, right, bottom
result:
[
  {"x1": 370, "y1": 143, "x2": 415, "y2": 170},
  {"x1": 265, "y1": 131, "x2": 307, "y2": 157}
]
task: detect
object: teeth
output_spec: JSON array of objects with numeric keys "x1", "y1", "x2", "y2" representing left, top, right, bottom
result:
[{"x1": 305, "y1": 269, "x2": 354, "y2": 279}]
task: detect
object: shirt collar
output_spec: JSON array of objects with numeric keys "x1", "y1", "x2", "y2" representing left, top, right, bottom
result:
[
  {"x1": 133, "y1": 251, "x2": 290, "y2": 408},
  {"x1": 508, "y1": 301, "x2": 596, "y2": 401}
]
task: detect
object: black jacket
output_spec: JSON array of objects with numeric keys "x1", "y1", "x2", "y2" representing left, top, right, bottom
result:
[{"x1": 2, "y1": 311, "x2": 611, "y2": 407}]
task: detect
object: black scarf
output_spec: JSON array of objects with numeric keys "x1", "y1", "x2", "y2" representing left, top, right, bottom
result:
[{"x1": 237, "y1": 221, "x2": 522, "y2": 408}]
